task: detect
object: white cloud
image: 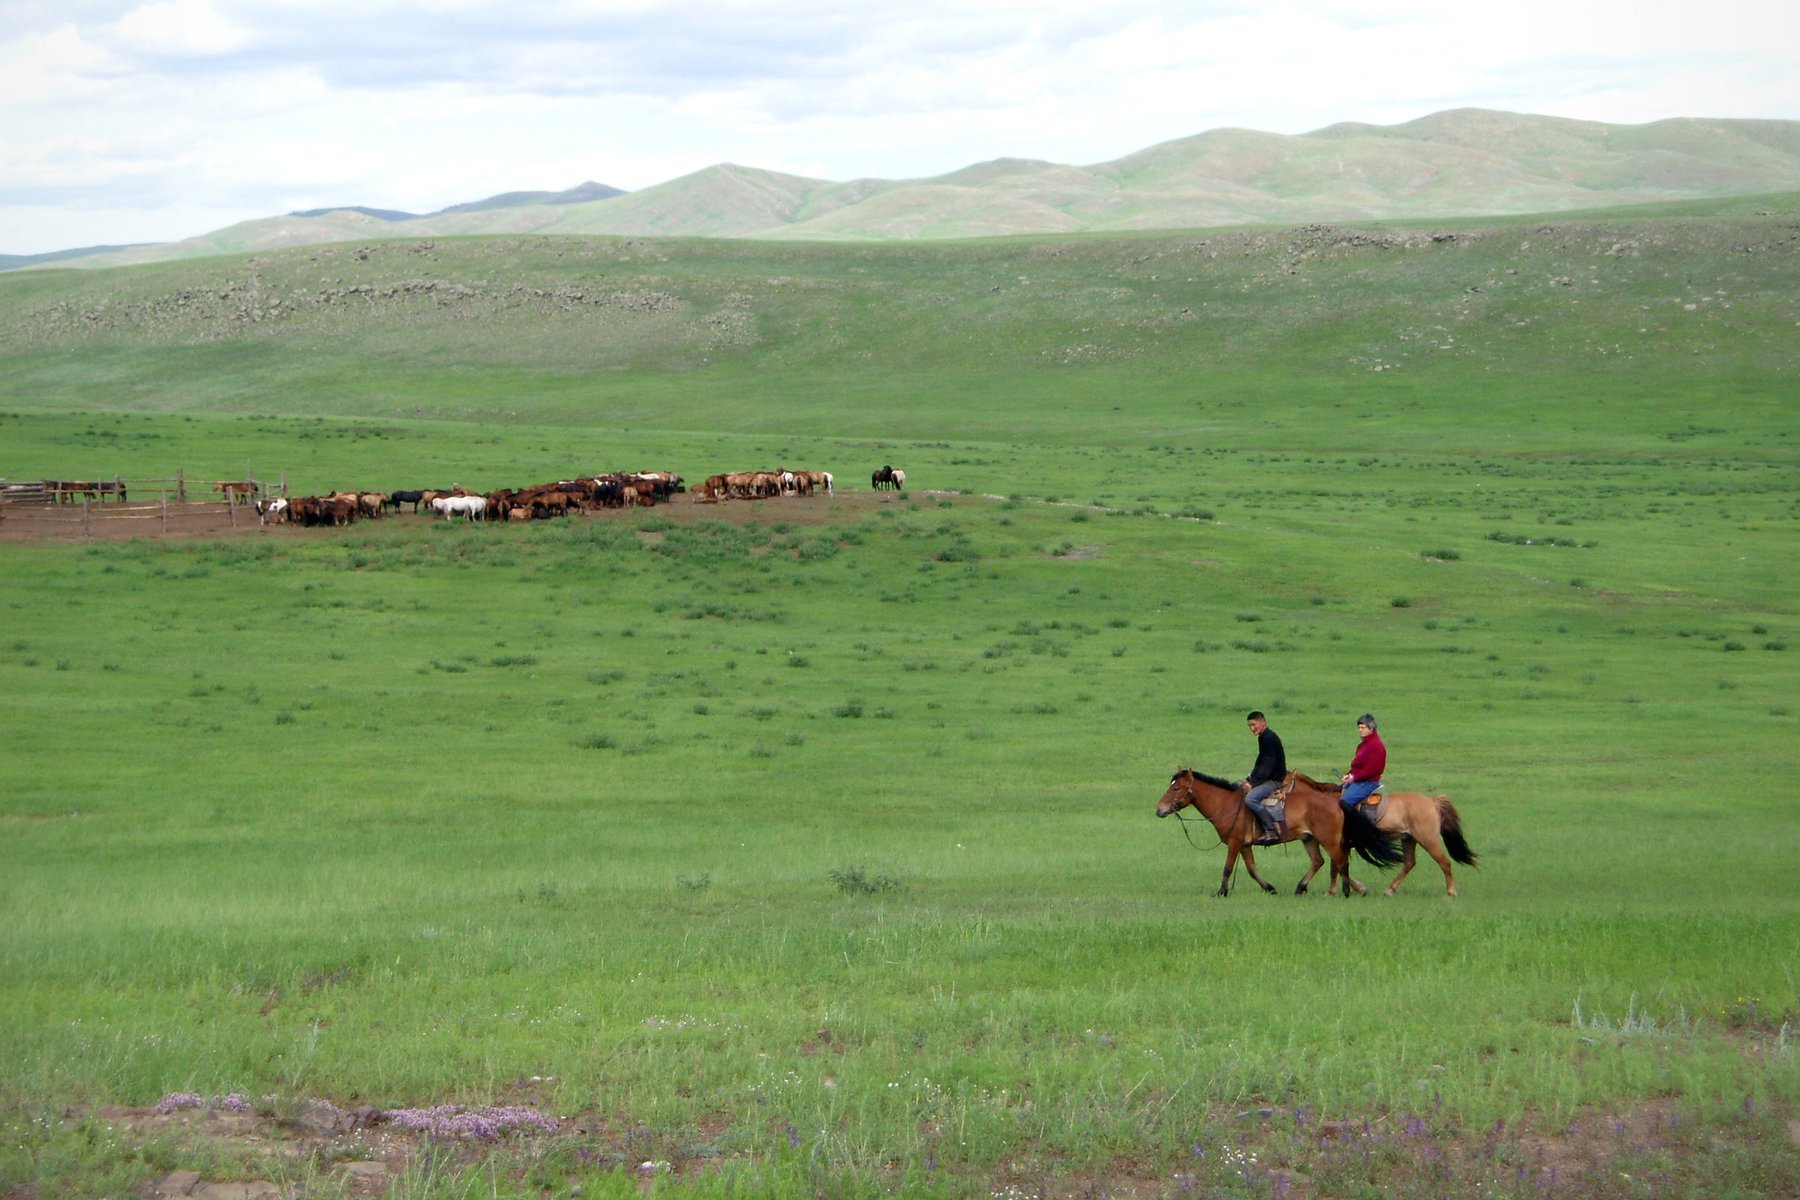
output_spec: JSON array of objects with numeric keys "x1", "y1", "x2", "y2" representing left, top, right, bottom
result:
[
  {"x1": 0, "y1": 24, "x2": 119, "y2": 108},
  {"x1": 111, "y1": 0, "x2": 252, "y2": 55}
]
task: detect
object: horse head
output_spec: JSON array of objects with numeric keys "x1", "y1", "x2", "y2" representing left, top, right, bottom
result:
[{"x1": 1156, "y1": 770, "x2": 1198, "y2": 818}]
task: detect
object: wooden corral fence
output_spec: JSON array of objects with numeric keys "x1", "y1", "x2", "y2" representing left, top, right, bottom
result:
[{"x1": 0, "y1": 469, "x2": 289, "y2": 538}]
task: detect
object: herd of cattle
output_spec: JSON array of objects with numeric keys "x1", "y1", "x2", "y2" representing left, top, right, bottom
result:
[{"x1": 252, "y1": 466, "x2": 894, "y2": 527}]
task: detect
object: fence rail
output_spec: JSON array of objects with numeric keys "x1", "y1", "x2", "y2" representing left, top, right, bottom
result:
[
  {"x1": 0, "y1": 469, "x2": 285, "y2": 509},
  {"x1": 0, "y1": 494, "x2": 255, "y2": 537}
]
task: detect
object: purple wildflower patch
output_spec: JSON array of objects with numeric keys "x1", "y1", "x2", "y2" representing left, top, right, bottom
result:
[
  {"x1": 381, "y1": 1104, "x2": 559, "y2": 1141},
  {"x1": 151, "y1": 1092, "x2": 557, "y2": 1142},
  {"x1": 153, "y1": 1092, "x2": 252, "y2": 1115}
]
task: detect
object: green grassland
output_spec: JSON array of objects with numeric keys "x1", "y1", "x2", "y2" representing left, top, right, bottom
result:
[{"x1": 1, "y1": 197, "x2": 1798, "y2": 1198}]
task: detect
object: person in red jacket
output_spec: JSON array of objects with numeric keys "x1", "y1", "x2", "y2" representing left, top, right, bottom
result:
[{"x1": 1339, "y1": 713, "x2": 1386, "y2": 809}]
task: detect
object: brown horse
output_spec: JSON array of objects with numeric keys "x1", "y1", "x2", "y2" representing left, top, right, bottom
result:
[
  {"x1": 1275, "y1": 772, "x2": 1478, "y2": 897},
  {"x1": 1155, "y1": 769, "x2": 1405, "y2": 898}
]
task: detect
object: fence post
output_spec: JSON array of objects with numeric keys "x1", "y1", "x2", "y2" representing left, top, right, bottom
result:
[
  {"x1": 177, "y1": 469, "x2": 186, "y2": 503},
  {"x1": 83, "y1": 497, "x2": 91, "y2": 537},
  {"x1": 161, "y1": 492, "x2": 168, "y2": 534},
  {"x1": 228, "y1": 494, "x2": 237, "y2": 527}
]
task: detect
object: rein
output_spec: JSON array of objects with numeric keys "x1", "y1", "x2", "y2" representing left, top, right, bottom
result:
[
  {"x1": 1170, "y1": 808, "x2": 1219, "y2": 850},
  {"x1": 1167, "y1": 779, "x2": 1248, "y2": 851}
]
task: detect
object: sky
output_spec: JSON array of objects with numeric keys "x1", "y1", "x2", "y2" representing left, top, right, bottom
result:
[{"x1": 3, "y1": 0, "x2": 1796, "y2": 255}]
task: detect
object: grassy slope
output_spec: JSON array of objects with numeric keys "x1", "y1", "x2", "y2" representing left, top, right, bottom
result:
[
  {"x1": 1, "y1": 200, "x2": 1797, "y2": 1197},
  {"x1": 4, "y1": 196, "x2": 1795, "y2": 443}
]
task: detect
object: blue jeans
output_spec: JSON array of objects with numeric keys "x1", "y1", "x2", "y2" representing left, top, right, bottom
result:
[
  {"x1": 1340, "y1": 780, "x2": 1379, "y2": 809},
  {"x1": 1245, "y1": 781, "x2": 1280, "y2": 826}
]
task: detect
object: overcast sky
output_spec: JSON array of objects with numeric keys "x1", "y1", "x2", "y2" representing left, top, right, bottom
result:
[{"x1": 3, "y1": 0, "x2": 1795, "y2": 254}]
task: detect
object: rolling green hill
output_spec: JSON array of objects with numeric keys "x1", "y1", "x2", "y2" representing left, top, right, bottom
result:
[
  {"x1": 44, "y1": 110, "x2": 1800, "y2": 269},
  {"x1": 4, "y1": 193, "x2": 1795, "y2": 463}
]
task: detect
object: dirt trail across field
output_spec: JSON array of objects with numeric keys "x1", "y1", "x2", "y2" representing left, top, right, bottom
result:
[{"x1": 0, "y1": 487, "x2": 935, "y2": 546}]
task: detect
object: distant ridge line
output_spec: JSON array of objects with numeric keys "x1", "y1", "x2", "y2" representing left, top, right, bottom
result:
[{"x1": 15, "y1": 110, "x2": 1800, "y2": 270}]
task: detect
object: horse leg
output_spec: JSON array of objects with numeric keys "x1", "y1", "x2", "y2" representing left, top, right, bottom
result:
[
  {"x1": 1216, "y1": 845, "x2": 1241, "y2": 897},
  {"x1": 1294, "y1": 840, "x2": 1324, "y2": 895},
  {"x1": 1414, "y1": 834, "x2": 1457, "y2": 898},
  {"x1": 1342, "y1": 840, "x2": 1368, "y2": 896},
  {"x1": 1386, "y1": 837, "x2": 1419, "y2": 896},
  {"x1": 1327, "y1": 844, "x2": 1353, "y2": 898},
  {"x1": 1239, "y1": 847, "x2": 1278, "y2": 894}
]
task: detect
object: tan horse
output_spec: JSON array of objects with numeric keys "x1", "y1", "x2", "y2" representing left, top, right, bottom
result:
[
  {"x1": 1275, "y1": 772, "x2": 1478, "y2": 897},
  {"x1": 1154, "y1": 769, "x2": 1404, "y2": 898}
]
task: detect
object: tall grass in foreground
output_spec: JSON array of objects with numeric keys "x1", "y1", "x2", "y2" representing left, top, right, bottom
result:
[{"x1": 2, "y1": 476, "x2": 1797, "y2": 1195}]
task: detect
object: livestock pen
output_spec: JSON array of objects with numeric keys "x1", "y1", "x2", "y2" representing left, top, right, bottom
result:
[{"x1": 0, "y1": 471, "x2": 287, "y2": 541}]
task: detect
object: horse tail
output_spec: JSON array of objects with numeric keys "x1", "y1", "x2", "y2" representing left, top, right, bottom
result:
[
  {"x1": 1344, "y1": 807, "x2": 1406, "y2": 869},
  {"x1": 1435, "y1": 797, "x2": 1479, "y2": 866}
]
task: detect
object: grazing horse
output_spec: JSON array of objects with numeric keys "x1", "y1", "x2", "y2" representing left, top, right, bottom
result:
[
  {"x1": 1155, "y1": 769, "x2": 1404, "y2": 897},
  {"x1": 430, "y1": 494, "x2": 487, "y2": 521},
  {"x1": 1274, "y1": 773, "x2": 1478, "y2": 897}
]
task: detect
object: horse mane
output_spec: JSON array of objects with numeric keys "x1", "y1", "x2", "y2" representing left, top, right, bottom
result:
[
  {"x1": 1288, "y1": 771, "x2": 1341, "y2": 793},
  {"x1": 1174, "y1": 768, "x2": 1237, "y2": 790}
]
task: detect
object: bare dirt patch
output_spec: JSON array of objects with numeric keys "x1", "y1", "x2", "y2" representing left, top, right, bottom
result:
[
  {"x1": 0, "y1": 488, "x2": 946, "y2": 546},
  {"x1": 37, "y1": 1094, "x2": 1795, "y2": 1200},
  {"x1": 70, "y1": 1103, "x2": 409, "y2": 1198}
]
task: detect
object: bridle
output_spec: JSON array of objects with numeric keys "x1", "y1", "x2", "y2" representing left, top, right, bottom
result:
[{"x1": 1163, "y1": 774, "x2": 1241, "y2": 851}]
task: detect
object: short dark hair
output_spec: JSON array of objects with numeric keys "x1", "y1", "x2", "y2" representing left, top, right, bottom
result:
[{"x1": 1246, "y1": 711, "x2": 1266, "y2": 722}]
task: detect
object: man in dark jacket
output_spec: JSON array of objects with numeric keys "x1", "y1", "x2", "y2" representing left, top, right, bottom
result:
[{"x1": 1239, "y1": 711, "x2": 1286, "y2": 841}]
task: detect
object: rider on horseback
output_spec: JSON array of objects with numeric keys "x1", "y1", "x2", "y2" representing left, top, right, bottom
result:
[
  {"x1": 1238, "y1": 711, "x2": 1287, "y2": 843},
  {"x1": 1339, "y1": 713, "x2": 1386, "y2": 810}
]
